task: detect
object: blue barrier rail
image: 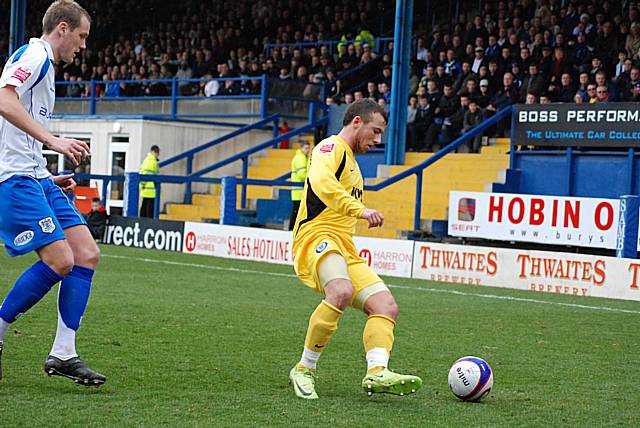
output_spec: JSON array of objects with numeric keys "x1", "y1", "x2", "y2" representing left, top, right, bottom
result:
[
  {"x1": 365, "y1": 105, "x2": 514, "y2": 230},
  {"x1": 189, "y1": 117, "x2": 327, "y2": 208},
  {"x1": 54, "y1": 74, "x2": 324, "y2": 120},
  {"x1": 73, "y1": 108, "x2": 512, "y2": 231},
  {"x1": 159, "y1": 114, "x2": 280, "y2": 204}
]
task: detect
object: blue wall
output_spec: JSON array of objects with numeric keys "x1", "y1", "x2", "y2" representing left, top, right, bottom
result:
[{"x1": 504, "y1": 150, "x2": 639, "y2": 198}]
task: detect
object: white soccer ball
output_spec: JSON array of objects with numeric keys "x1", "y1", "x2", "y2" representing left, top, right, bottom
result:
[{"x1": 448, "y1": 356, "x2": 493, "y2": 402}]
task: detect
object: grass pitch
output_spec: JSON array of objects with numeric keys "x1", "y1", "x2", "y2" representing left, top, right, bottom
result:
[{"x1": 1, "y1": 244, "x2": 639, "y2": 427}]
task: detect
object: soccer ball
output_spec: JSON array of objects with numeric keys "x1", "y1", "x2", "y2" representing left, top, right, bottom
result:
[{"x1": 448, "y1": 356, "x2": 493, "y2": 402}]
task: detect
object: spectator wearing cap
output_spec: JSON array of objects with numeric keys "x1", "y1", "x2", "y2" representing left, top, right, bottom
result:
[
  {"x1": 477, "y1": 79, "x2": 491, "y2": 108},
  {"x1": 472, "y1": 46, "x2": 488, "y2": 74},
  {"x1": 520, "y1": 63, "x2": 546, "y2": 99}
]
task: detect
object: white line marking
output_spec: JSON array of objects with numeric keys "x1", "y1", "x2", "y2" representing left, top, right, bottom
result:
[{"x1": 102, "y1": 252, "x2": 640, "y2": 315}]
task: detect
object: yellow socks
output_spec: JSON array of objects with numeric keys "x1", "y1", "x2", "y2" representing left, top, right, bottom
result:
[
  {"x1": 363, "y1": 314, "x2": 396, "y2": 373},
  {"x1": 298, "y1": 300, "x2": 343, "y2": 369}
]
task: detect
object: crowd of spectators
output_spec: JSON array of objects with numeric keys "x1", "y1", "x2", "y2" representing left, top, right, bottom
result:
[
  {"x1": 401, "y1": 1, "x2": 640, "y2": 152},
  {"x1": 0, "y1": 0, "x2": 394, "y2": 99},
  {"x1": 2, "y1": 1, "x2": 640, "y2": 153}
]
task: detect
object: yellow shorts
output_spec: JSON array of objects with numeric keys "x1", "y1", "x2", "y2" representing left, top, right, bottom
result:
[{"x1": 293, "y1": 233, "x2": 385, "y2": 309}]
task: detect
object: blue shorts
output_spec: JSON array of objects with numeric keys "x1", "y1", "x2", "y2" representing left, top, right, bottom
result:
[{"x1": 0, "y1": 175, "x2": 87, "y2": 257}]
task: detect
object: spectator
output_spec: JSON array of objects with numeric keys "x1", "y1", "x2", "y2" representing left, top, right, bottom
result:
[
  {"x1": 626, "y1": 22, "x2": 640, "y2": 59},
  {"x1": 463, "y1": 100, "x2": 484, "y2": 153},
  {"x1": 84, "y1": 198, "x2": 108, "y2": 241},
  {"x1": 555, "y1": 73, "x2": 577, "y2": 103},
  {"x1": 441, "y1": 94, "x2": 470, "y2": 146},
  {"x1": 525, "y1": 93, "x2": 538, "y2": 104},
  {"x1": 622, "y1": 67, "x2": 640, "y2": 101},
  {"x1": 477, "y1": 79, "x2": 491, "y2": 107},
  {"x1": 520, "y1": 63, "x2": 546, "y2": 99},
  {"x1": 409, "y1": 96, "x2": 434, "y2": 152},
  {"x1": 596, "y1": 86, "x2": 610, "y2": 102},
  {"x1": 539, "y1": 94, "x2": 551, "y2": 104},
  {"x1": 472, "y1": 46, "x2": 488, "y2": 74},
  {"x1": 586, "y1": 83, "x2": 598, "y2": 103}
]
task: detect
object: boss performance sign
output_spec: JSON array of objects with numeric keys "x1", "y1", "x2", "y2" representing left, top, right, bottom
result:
[
  {"x1": 103, "y1": 216, "x2": 184, "y2": 252},
  {"x1": 514, "y1": 103, "x2": 640, "y2": 147}
]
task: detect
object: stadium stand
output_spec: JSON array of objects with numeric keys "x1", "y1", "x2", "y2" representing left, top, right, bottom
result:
[{"x1": 4, "y1": 0, "x2": 640, "y2": 238}]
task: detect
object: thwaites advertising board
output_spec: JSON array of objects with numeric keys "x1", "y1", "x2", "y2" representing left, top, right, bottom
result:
[{"x1": 412, "y1": 242, "x2": 640, "y2": 301}]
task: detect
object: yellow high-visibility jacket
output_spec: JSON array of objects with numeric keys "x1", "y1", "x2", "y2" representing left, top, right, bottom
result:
[
  {"x1": 290, "y1": 149, "x2": 309, "y2": 201},
  {"x1": 139, "y1": 152, "x2": 159, "y2": 198}
]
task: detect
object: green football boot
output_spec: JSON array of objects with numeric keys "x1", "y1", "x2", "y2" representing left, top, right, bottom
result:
[
  {"x1": 289, "y1": 365, "x2": 319, "y2": 400},
  {"x1": 362, "y1": 368, "x2": 423, "y2": 397}
]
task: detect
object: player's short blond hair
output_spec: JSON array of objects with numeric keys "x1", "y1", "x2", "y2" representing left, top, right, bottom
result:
[{"x1": 42, "y1": 0, "x2": 91, "y2": 35}]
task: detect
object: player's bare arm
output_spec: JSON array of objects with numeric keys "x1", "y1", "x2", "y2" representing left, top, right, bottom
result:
[
  {"x1": 360, "y1": 207, "x2": 384, "y2": 228},
  {"x1": 0, "y1": 86, "x2": 89, "y2": 165}
]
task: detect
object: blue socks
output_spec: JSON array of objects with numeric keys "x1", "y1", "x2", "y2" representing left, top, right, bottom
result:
[
  {"x1": 58, "y1": 265, "x2": 93, "y2": 331},
  {"x1": 0, "y1": 261, "x2": 62, "y2": 326},
  {"x1": 50, "y1": 265, "x2": 94, "y2": 359}
]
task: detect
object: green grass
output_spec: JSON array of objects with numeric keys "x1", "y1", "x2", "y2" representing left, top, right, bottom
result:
[{"x1": 1, "y1": 245, "x2": 639, "y2": 427}]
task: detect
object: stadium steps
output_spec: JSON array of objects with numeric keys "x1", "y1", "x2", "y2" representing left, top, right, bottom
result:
[
  {"x1": 160, "y1": 142, "x2": 306, "y2": 223},
  {"x1": 160, "y1": 139, "x2": 510, "y2": 239}
]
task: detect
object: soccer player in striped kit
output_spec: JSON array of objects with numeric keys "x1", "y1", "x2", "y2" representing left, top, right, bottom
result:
[{"x1": 0, "y1": 0, "x2": 105, "y2": 385}]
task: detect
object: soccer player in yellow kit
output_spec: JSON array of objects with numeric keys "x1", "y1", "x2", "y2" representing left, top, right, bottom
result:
[{"x1": 289, "y1": 99, "x2": 422, "y2": 399}]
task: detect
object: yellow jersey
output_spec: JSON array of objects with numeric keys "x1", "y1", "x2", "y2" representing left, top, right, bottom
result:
[{"x1": 292, "y1": 135, "x2": 366, "y2": 253}]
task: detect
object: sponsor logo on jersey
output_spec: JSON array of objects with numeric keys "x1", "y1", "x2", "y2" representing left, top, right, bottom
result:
[
  {"x1": 13, "y1": 230, "x2": 34, "y2": 246},
  {"x1": 12, "y1": 66, "x2": 32, "y2": 83},
  {"x1": 38, "y1": 217, "x2": 56, "y2": 233},
  {"x1": 319, "y1": 143, "x2": 334, "y2": 154},
  {"x1": 315, "y1": 241, "x2": 328, "y2": 253}
]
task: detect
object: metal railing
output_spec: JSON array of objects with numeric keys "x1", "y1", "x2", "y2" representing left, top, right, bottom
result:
[
  {"x1": 54, "y1": 75, "x2": 325, "y2": 121},
  {"x1": 364, "y1": 105, "x2": 514, "y2": 230},
  {"x1": 159, "y1": 114, "x2": 281, "y2": 204},
  {"x1": 70, "y1": 108, "x2": 513, "y2": 231}
]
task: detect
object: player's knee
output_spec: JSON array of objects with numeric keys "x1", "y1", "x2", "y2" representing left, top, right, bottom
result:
[
  {"x1": 366, "y1": 293, "x2": 399, "y2": 320},
  {"x1": 48, "y1": 251, "x2": 74, "y2": 277},
  {"x1": 75, "y1": 241, "x2": 101, "y2": 269},
  {"x1": 325, "y1": 279, "x2": 354, "y2": 309}
]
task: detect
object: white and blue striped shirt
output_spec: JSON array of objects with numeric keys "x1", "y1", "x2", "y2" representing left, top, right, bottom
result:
[{"x1": 0, "y1": 38, "x2": 56, "y2": 183}]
